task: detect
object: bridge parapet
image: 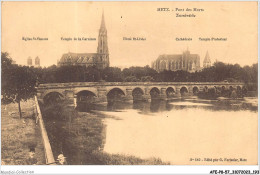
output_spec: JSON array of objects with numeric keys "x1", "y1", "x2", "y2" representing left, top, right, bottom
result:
[
  {"x1": 37, "y1": 81, "x2": 244, "y2": 89},
  {"x1": 37, "y1": 82, "x2": 245, "y2": 106}
]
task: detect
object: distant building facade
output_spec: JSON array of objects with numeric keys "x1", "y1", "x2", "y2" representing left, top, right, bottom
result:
[
  {"x1": 152, "y1": 49, "x2": 211, "y2": 72},
  {"x1": 27, "y1": 57, "x2": 32, "y2": 66},
  {"x1": 57, "y1": 12, "x2": 109, "y2": 69},
  {"x1": 27, "y1": 56, "x2": 40, "y2": 67},
  {"x1": 35, "y1": 56, "x2": 40, "y2": 67},
  {"x1": 152, "y1": 49, "x2": 201, "y2": 72}
]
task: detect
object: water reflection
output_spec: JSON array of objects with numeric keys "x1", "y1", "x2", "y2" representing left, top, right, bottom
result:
[
  {"x1": 74, "y1": 97, "x2": 258, "y2": 164},
  {"x1": 64, "y1": 98, "x2": 258, "y2": 164},
  {"x1": 43, "y1": 94, "x2": 258, "y2": 165},
  {"x1": 76, "y1": 97, "x2": 257, "y2": 114}
]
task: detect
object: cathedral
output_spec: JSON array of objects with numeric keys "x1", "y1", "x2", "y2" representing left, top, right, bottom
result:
[
  {"x1": 151, "y1": 49, "x2": 211, "y2": 72},
  {"x1": 57, "y1": 12, "x2": 109, "y2": 69}
]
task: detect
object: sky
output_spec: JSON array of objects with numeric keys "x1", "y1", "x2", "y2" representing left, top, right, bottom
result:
[{"x1": 2, "y1": 1, "x2": 258, "y2": 68}]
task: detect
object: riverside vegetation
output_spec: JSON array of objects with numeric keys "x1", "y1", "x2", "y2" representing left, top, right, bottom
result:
[
  {"x1": 40, "y1": 101, "x2": 170, "y2": 165},
  {"x1": 1, "y1": 100, "x2": 45, "y2": 165}
]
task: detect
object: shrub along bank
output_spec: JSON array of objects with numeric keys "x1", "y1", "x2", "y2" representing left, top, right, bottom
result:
[{"x1": 40, "y1": 102, "x2": 169, "y2": 165}]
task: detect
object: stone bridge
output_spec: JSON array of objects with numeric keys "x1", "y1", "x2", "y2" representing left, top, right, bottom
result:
[{"x1": 37, "y1": 82, "x2": 245, "y2": 106}]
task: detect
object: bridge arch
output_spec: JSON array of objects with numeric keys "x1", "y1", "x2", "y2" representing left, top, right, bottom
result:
[
  {"x1": 242, "y1": 86, "x2": 248, "y2": 94},
  {"x1": 180, "y1": 86, "x2": 189, "y2": 95},
  {"x1": 237, "y1": 86, "x2": 242, "y2": 91},
  {"x1": 76, "y1": 90, "x2": 97, "y2": 104},
  {"x1": 42, "y1": 89, "x2": 64, "y2": 99},
  {"x1": 43, "y1": 91, "x2": 64, "y2": 104},
  {"x1": 192, "y1": 86, "x2": 199, "y2": 94},
  {"x1": 214, "y1": 86, "x2": 220, "y2": 91},
  {"x1": 132, "y1": 87, "x2": 145, "y2": 94},
  {"x1": 208, "y1": 87, "x2": 217, "y2": 94},
  {"x1": 107, "y1": 88, "x2": 126, "y2": 102},
  {"x1": 74, "y1": 88, "x2": 97, "y2": 97},
  {"x1": 150, "y1": 87, "x2": 160, "y2": 99},
  {"x1": 106, "y1": 87, "x2": 126, "y2": 96},
  {"x1": 204, "y1": 86, "x2": 209, "y2": 92},
  {"x1": 132, "y1": 87, "x2": 145, "y2": 101},
  {"x1": 166, "y1": 87, "x2": 176, "y2": 98}
]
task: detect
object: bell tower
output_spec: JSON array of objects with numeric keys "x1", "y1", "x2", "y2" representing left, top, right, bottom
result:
[{"x1": 97, "y1": 11, "x2": 109, "y2": 67}]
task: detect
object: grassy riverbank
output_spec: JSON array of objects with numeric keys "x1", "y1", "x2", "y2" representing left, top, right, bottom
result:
[
  {"x1": 1, "y1": 99, "x2": 45, "y2": 165},
  {"x1": 40, "y1": 101, "x2": 169, "y2": 165}
]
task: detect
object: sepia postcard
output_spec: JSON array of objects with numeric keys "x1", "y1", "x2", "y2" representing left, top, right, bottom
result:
[{"x1": 1, "y1": 0, "x2": 259, "y2": 174}]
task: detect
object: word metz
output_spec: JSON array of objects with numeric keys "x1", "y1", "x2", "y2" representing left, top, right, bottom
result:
[{"x1": 157, "y1": 8, "x2": 204, "y2": 12}]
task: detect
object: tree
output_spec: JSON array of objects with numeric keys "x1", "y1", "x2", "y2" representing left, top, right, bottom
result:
[
  {"x1": 54, "y1": 65, "x2": 85, "y2": 83},
  {"x1": 141, "y1": 76, "x2": 154, "y2": 82},
  {"x1": 124, "y1": 76, "x2": 139, "y2": 82},
  {"x1": 84, "y1": 66, "x2": 101, "y2": 82},
  {"x1": 122, "y1": 66, "x2": 157, "y2": 80},
  {"x1": 101, "y1": 67, "x2": 123, "y2": 82},
  {"x1": 41, "y1": 65, "x2": 58, "y2": 83},
  {"x1": 2, "y1": 52, "x2": 36, "y2": 118}
]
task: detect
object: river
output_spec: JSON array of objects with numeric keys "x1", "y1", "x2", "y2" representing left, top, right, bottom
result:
[{"x1": 74, "y1": 97, "x2": 258, "y2": 165}]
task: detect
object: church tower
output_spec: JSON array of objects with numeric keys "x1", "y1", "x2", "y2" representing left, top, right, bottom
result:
[
  {"x1": 203, "y1": 50, "x2": 211, "y2": 68},
  {"x1": 27, "y1": 56, "x2": 32, "y2": 67},
  {"x1": 97, "y1": 11, "x2": 109, "y2": 68},
  {"x1": 35, "y1": 56, "x2": 40, "y2": 68}
]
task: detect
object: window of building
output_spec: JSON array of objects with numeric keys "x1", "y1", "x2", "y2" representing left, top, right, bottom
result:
[{"x1": 160, "y1": 60, "x2": 166, "y2": 70}]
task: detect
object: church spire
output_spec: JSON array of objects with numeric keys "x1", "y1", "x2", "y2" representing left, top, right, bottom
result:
[
  {"x1": 97, "y1": 11, "x2": 108, "y2": 54},
  {"x1": 100, "y1": 10, "x2": 106, "y2": 29},
  {"x1": 203, "y1": 50, "x2": 211, "y2": 68},
  {"x1": 97, "y1": 11, "x2": 109, "y2": 68},
  {"x1": 204, "y1": 50, "x2": 210, "y2": 62}
]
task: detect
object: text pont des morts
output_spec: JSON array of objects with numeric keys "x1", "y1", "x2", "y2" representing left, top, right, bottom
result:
[{"x1": 157, "y1": 7, "x2": 205, "y2": 17}]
